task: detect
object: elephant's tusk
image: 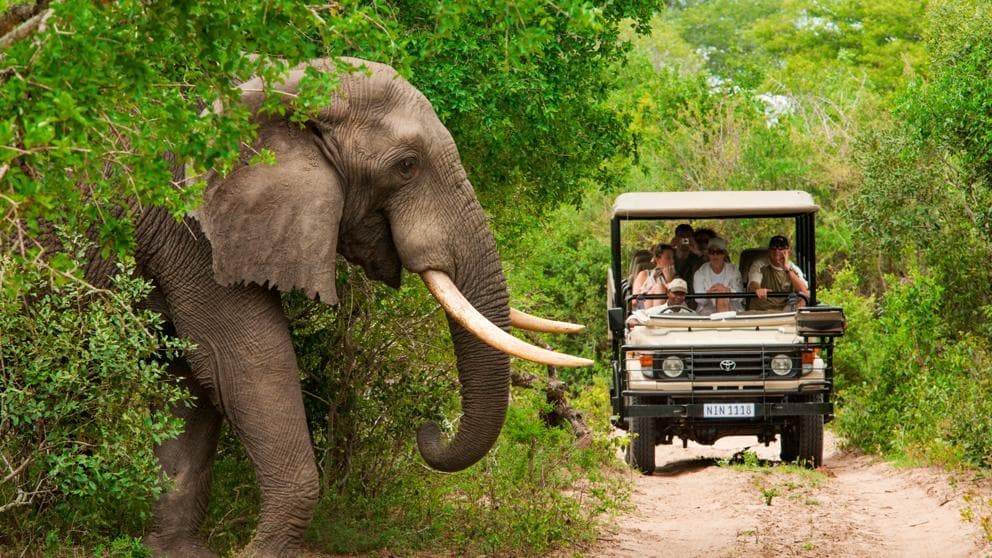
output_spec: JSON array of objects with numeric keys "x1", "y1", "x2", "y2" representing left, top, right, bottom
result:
[
  {"x1": 421, "y1": 270, "x2": 594, "y2": 368},
  {"x1": 509, "y1": 308, "x2": 585, "y2": 334}
]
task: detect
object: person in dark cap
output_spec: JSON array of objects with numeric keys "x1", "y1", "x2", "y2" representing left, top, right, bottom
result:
[{"x1": 746, "y1": 235, "x2": 809, "y2": 312}]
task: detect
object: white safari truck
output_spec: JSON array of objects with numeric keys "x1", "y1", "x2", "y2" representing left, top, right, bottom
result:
[{"x1": 606, "y1": 191, "x2": 845, "y2": 473}]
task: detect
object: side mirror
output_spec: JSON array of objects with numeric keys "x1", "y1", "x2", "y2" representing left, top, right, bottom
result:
[{"x1": 608, "y1": 307, "x2": 625, "y2": 336}]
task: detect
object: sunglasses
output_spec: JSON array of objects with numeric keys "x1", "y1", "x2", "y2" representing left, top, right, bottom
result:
[{"x1": 707, "y1": 249, "x2": 725, "y2": 255}]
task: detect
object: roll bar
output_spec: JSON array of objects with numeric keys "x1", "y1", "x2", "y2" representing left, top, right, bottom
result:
[{"x1": 625, "y1": 291, "x2": 811, "y2": 307}]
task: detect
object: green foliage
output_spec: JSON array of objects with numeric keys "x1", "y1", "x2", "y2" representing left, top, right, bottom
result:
[
  {"x1": 749, "y1": 0, "x2": 927, "y2": 94},
  {"x1": 901, "y1": 0, "x2": 992, "y2": 237},
  {"x1": 501, "y1": 187, "x2": 612, "y2": 385},
  {"x1": 287, "y1": 266, "x2": 458, "y2": 502},
  {"x1": 0, "y1": 253, "x2": 188, "y2": 547},
  {"x1": 662, "y1": 0, "x2": 926, "y2": 93},
  {"x1": 846, "y1": 104, "x2": 992, "y2": 331},
  {"x1": 303, "y1": 384, "x2": 627, "y2": 556},
  {"x1": 91, "y1": 535, "x2": 151, "y2": 558},
  {"x1": 1, "y1": 0, "x2": 663, "y2": 255},
  {"x1": 824, "y1": 267, "x2": 992, "y2": 467},
  {"x1": 391, "y1": 0, "x2": 663, "y2": 224}
]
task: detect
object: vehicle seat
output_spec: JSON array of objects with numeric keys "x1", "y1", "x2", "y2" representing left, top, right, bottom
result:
[{"x1": 737, "y1": 248, "x2": 768, "y2": 310}]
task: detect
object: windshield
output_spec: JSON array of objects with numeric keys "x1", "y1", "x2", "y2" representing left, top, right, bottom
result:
[{"x1": 612, "y1": 214, "x2": 816, "y2": 316}]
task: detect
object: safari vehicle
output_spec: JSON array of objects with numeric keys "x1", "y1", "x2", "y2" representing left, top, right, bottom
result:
[{"x1": 606, "y1": 191, "x2": 845, "y2": 473}]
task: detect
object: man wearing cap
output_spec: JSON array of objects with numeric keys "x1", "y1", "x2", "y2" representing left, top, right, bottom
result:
[
  {"x1": 626, "y1": 278, "x2": 695, "y2": 327},
  {"x1": 747, "y1": 235, "x2": 809, "y2": 312},
  {"x1": 693, "y1": 237, "x2": 744, "y2": 315}
]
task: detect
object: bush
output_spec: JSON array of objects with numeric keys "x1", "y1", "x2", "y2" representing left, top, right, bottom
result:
[
  {"x1": 302, "y1": 382, "x2": 627, "y2": 557},
  {"x1": 0, "y1": 253, "x2": 188, "y2": 549},
  {"x1": 824, "y1": 265, "x2": 992, "y2": 467}
]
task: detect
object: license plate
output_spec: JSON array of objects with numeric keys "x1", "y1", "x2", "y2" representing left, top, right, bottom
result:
[{"x1": 703, "y1": 403, "x2": 755, "y2": 418}]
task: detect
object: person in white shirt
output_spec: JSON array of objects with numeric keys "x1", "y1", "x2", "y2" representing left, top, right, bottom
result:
[{"x1": 693, "y1": 237, "x2": 744, "y2": 315}]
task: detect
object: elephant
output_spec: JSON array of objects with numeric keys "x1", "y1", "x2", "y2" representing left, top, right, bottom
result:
[{"x1": 107, "y1": 57, "x2": 591, "y2": 557}]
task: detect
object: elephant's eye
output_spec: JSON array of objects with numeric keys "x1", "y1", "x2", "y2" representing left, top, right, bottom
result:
[{"x1": 396, "y1": 156, "x2": 418, "y2": 180}]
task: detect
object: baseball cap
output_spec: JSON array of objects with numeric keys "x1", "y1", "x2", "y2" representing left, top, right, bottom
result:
[
  {"x1": 667, "y1": 278, "x2": 688, "y2": 293},
  {"x1": 768, "y1": 235, "x2": 790, "y2": 249}
]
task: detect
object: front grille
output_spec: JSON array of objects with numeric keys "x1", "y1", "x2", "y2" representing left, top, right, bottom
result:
[{"x1": 651, "y1": 348, "x2": 800, "y2": 379}]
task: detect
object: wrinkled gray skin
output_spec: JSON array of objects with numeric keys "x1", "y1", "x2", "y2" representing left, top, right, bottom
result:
[{"x1": 124, "y1": 58, "x2": 510, "y2": 557}]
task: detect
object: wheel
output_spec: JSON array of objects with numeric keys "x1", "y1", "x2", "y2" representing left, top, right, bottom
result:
[
  {"x1": 625, "y1": 398, "x2": 656, "y2": 474},
  {"x1": 780, "y1": 396, "x2": 824, "y2": 467},
  {"x1": 796, "y1": 412, "x2": 824, "y2": 468}
]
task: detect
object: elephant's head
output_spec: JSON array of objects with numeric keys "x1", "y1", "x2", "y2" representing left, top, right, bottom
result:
[{"x1": 195, "y1": 58, "x2": 589, "y2": 472}]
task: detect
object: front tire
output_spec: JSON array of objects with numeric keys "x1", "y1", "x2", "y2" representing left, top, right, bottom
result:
[
  {"x1": 625, "y1": 398, "x2": 656, "y2": 474},
  {"x1": 796, "y1": 412, "x2": 824, "y2": 467}
]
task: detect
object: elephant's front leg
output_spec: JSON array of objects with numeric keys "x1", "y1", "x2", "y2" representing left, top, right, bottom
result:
[
  {"x1": 178, "y1": 287, "x2": 320, "y2": 558},
  {"x1": 146, "y1": 359, "x2": 223, "y2": 558}
]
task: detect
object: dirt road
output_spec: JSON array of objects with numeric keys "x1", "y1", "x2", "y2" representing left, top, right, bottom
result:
[{"x1": 592, "y1": 432, "x2": 992, "y2": 557}]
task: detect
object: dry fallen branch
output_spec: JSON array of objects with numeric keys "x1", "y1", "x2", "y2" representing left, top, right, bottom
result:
[
  {"x1": 0, "y1": 7, "x2": 52, "y2": 50},
  {"x1": 511, "y1": 332, "x2": 592, "y2": 447},
  {"x1": 0, "y1": 2, "x2": 43, "y2": 37}
]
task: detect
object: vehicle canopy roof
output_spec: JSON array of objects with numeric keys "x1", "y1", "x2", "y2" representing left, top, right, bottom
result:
[{"x1": 612, "y1": 190, "x2": 819, "y2": 219}]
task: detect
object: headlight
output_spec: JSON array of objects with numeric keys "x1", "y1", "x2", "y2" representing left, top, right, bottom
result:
[
  {"x1": 662, "y1": 356, "x2": 684, "y2": 378},
  {"x1": 770, "y1": 354, "x2": 792, "y2": 376}
]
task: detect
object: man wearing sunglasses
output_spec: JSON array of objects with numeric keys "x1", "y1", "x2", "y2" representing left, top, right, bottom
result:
[{"x1": 747, "y1": 235, "x2": 809, "y2": 312}]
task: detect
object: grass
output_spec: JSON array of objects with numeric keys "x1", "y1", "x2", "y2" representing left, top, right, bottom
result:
[{"x1": 718, "y1": 450, "x2": 826, "y2": 508}]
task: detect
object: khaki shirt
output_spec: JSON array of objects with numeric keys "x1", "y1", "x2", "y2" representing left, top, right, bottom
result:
[{"x1": 747, "y1": 259, "x2": 807, "y2": 312}]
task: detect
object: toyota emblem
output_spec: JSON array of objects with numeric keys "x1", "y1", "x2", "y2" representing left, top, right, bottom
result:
[{"x1": 720, "y1": 360, "x2": 737, "y2": 371}]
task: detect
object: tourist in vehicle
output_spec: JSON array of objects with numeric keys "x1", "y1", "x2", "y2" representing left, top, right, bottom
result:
[
  {"x1": 693, "y1": 227, "x2": 718, "y2": 261},
  {"x1": 747, "y1": 234, "x2": 809, "y2": 312},
  {"x1": 671, "y1": 223, "x2": 704, "y2": 280},
  {"x1": 632, "y1": 243, "x2": 676, "y2": 309},
  {"x1": 625, "y1": 249, "x2": 654, "y2": 294},
  {"x1": 626, "y1": 278, "x2": 694, "y2": 327},
  {"x1": 693, "y1": 237, "x2": 744, "y2": 315}
]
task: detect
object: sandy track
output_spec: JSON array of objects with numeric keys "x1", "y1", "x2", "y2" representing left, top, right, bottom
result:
[{"x1": 591, "y1": 432, "x2": 992, "y2": 557}]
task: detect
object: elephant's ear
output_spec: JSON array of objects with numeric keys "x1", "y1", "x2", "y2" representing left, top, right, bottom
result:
[{"x1": 196, "y1": 119, "x2": 343, "y2": 305}]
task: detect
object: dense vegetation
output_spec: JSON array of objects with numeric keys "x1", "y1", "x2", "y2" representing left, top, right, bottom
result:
[{"x1": 4, "y1": 0, "x2": 992, "y2": 555}]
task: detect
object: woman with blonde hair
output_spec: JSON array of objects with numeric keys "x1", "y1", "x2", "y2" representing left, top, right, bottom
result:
[
  {"x1": 626, "y1": 249, "x2": 653, "y2": 291},
  {"x1": 633, "y1": 243, "x2": 676, "y2": 309}
]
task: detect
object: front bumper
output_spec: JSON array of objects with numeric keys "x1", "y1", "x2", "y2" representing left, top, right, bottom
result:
[{"x1": 624, "y1": 400, "x2": 832, "y2": 418}]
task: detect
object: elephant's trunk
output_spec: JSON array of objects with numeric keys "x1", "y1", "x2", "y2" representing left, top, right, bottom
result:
[{"x1": 415, "y1": 207, "x2": 511, "y2": 472}]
